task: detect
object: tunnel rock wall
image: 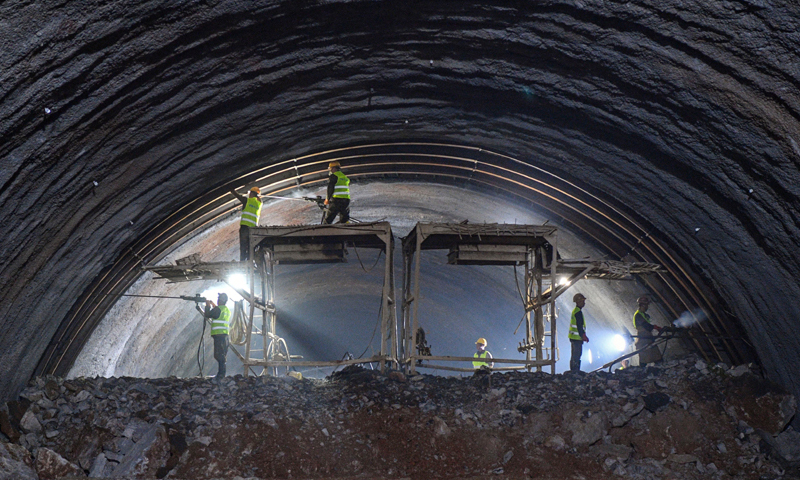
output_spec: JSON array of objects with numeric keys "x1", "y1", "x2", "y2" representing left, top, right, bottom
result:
[{"x1": 1, "y1": 0, "x2": 800, "y2": 414}]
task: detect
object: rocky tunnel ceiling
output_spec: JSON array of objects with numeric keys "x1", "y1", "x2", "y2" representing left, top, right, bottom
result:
[{"x1": 1, "y1": 0, "x2": 799, "y2": 409}]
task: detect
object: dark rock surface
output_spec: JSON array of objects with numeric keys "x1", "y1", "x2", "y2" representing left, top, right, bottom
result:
[
  {"x1": 1, "y1": 0, "x2": 800, "y2": 429},
  {"x1": 1, "y1": 356, "x2": 797, "y2": 479}
]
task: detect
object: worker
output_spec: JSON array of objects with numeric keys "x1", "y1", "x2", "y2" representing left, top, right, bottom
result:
[
  {"x1": 322, "y1": 161, "x2": 350, "y2": 224},
  {"x1": 231, "y1": 187, "x2": 262, "y2": 261},
  {"x1": 472, "y1": 337, "x2": 494, "y2": 370},
  {"x1": 204, "y1": 292, "x2": 231, "y2": 382},
  {"x1": 633, "y1": 295, "x2": 663, "y2": 366},
  {"x1": 568, "y1": 293, "x2": 590, "y2": 373}
]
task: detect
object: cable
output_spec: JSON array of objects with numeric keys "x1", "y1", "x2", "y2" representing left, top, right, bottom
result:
[
  {"x1": 512, "y1": 263, "x2": 526, "y2": 306},
  {"x1": 353, "y1": 244, "x2": 383, "y2": 273},
  {"x1": 331, "y1": 351, "x2": 355, "y2": 374},
  {"x1": 513, "y1": 310, "x2": 527, "y2": 336},
  {"x1": 197, "y1": 311, "x2": 206, "y2": 377},
  {"x1": 228, "y1": 301, "x2": 248, "y2": 346},
  {"x1": 357, "y1": 297, "x2": 383, "y2": 359}
]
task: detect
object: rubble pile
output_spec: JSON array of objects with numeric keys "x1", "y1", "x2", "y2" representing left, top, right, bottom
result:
[{"x1": 1, "y1": 355, "x2": 798, "y2": 479}]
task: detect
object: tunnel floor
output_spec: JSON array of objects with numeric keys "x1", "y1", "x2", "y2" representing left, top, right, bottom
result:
[{"x1": 3, "y1": 355, "x2": 797, "y2": 479}]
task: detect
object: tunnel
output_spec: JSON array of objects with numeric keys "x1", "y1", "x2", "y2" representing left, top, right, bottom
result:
[{"x1": 1, "y1": 0, "x2": 799, "y2": 421}]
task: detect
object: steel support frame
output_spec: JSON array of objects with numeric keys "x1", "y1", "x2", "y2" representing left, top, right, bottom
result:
[
  {"x1": 242, "y1": 222, "x2": 396, "y2": 376},
  {"x1": 400, "y1": 223, "x2": 561, "y2": 374}
]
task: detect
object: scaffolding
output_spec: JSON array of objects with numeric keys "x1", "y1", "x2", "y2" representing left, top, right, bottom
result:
[
  {"x1": 146, "y1": 220, "x2": 660, "y2": 377},
  {"x1": 400, "y1": 223, "x2": 663, "y2": 374},
  {"x1": 146, "y1": 221, "x2": 397, "y2": 376}
]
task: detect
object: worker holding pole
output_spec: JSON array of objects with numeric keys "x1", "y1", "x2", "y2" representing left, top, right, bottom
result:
[
  {"x1": 633, "y1": 295, "x2": 663, "y2": 366},
  {"x1": 204, "y1": 293, "x2": 231, "y2": 382},
  {"x1": 568, "y1": 293, "x2": 589, "y2": 372},
  {"x1": 231, "y1": 187, "x2": 262, "y2": 261},
  {"x1": 322, "y1": 161, "x2": 350, "y2": 224}
]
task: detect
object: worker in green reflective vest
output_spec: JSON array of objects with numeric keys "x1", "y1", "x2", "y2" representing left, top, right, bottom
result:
[
  {"x1": 323, "y1": 161, "x2": 350, "y2": 224},
  {"x1": 634, "y1": 295, "x2": 663, "y2": 366},
  {"x1": 568, "y1": 293, "x2": 590, "y2": 372},
  {"x1": 205, "y1": 293, "x2": 231, "y2": 381},
  {"x1": 231, "y1": 186, "x2": 262, "y2": 261},
  {"x1": 472, "y1": 337, "x2": 494, "y2": 370}
]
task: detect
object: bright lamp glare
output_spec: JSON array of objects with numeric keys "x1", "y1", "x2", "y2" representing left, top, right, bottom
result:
[
  {"x1": 558, "y1": 277, "x2": 569, "y2": 286},
  {"x1": 201, "y1": 283, "x2": 243, "y2": 303},
  {"x1": 587, "y1": 348, "x2": 593, "y2": 364},
  {"x1": 612, "y1": 334, "x2": 627, "y2": 352},
  {"x1": 228, "y1": 274, "x2": 248, "y2": 291}
]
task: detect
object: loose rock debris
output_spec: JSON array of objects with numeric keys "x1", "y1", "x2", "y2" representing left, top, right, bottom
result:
[{"x1": 1, "y1": 355, "x2": 797, "y2": 479}]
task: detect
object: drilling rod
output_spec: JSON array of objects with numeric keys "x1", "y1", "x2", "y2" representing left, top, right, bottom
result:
[{"x1": 97, "y1": 293, "x2": 208, "y2": 303}]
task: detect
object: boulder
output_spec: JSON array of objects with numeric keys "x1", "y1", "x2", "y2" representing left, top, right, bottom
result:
[
  {"x1": 544, "y1": 434, "x2": 566, "y2": 450},
  {"x1": 89, "y1": 452, "x2": 107, "y2": 477},
  {"x1": 0, "y1": 441, "x2": 37, "y2": 480},
  {"x1": 111, "y1": 424, "x2": 169, "y2": 477},
  {"x1": 587, "y1": 443, "x2": 633, "y2": 461},
  {"x1": 725, "y1": 373, "x2": 796, "y2": 435},
  {"x1": 35, "y1": 447, "x2": 84, "y2": 479},
  {"x1": 19, "y1": 411, "x2": 42, "y2": 433},
  {"x1": 566, "y1": 411, "x2": 607, "y2": 446},
  {"x1": 0, "y1": 406, "x2": 21, "y2": 443},
  {"x1": 643, "y1": 392, "x2": 671, "y2": 413},
  {"x1": 757, "y1": 427, "x2": 800, "y2": 468}
]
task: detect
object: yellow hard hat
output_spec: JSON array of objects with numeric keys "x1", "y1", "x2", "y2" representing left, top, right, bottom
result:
[
  {"x1": 328, "y1": 161, "x2": 341, "y2": 168},
  {"x1": 476, "y1": 337, "x2": 487, "y2": 345},
  {"x1": 250, "y1": 187, "x2": 261, "y2": 194}
]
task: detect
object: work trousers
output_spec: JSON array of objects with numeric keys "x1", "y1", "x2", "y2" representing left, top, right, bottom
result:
[
  {"x1": 239, "y1": 226, "x2": 250, "y2": 261},
  {"x1": 323, "y1": 198, "x2": 350, "y2": 224},
  {"x1": 569, "y1": 339, "x2": 583, "y2": 372},
  {"x1": 636, "y1": 327, "x2": 663, "y2": 365},
  {"x1": 212, "y1": 334, "x2": 229, "y2": 379}
]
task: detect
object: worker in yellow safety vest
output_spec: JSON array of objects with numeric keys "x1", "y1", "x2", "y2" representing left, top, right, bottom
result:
[
  {"x1": 231, "y1": 186, "x2": 262, "y2": 261},
  {"x1": 633, "y1": 295, "x2": 663, "y2": 366},
  {"x1": 204, "y1": 292, "x2": 231, "y2": 381},
  {"x1": 473, "y1": 337, "x2": 494, "y2": 370},
  {"x1": 568, "y1": 293, "x2": 590, "y2": 372},
  {"x1": 323, "y1": 161, "x2": 350, "y2": 224}
]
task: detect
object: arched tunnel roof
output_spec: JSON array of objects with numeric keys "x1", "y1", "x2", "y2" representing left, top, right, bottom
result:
[{"x1": 1, "y1": 0, "x2": 799, "y2": 409}]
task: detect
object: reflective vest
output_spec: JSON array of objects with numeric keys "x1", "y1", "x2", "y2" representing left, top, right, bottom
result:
[
  {"x1": 473, "y1": 351, "x2": 490, "y2": 368},
  {"x1": 240, "y1": 197, "x2": 262, "y2": 227},
  {"x1": 568, "y1": 307, "x2": 584, "y2": 341},
  {"x1": 332, "y1": 171, "x2": 350, "y2": 199},
  {"x1": 633, "y1": 310, "x2": 649, "y2": 330},
  {"x1": 211, "y1": 305, "x2": 231, "y2": 336}
]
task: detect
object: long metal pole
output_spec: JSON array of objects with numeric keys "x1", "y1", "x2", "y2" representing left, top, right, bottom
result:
[
  {"x1": 244, "y1": 234, "x2": 256, "y2": 377},
  {"x1": 389, "y1": 236, "x2": 398, "y2": 368},
  {"x1": 410, "y1": 230, "x2": 422, "y2": 375},
  {"x1": 260, "y1": 250, "x2": 268, "y2": 374},
  {"x1": 524, "y1": 250, "x2": 533, "y2": 371},
  {"x1": 379, "y1": 232, "x2": 391, "y2": 372},
  {"x1": 550, "y1": 232, "x2": 558, "y2": 374},
  {"x1": 535, "y1": 248, "x2": 544, "y2": 372},
  {"x1": 401, "y1": 242, "x2": 413, "y2": 370}
]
